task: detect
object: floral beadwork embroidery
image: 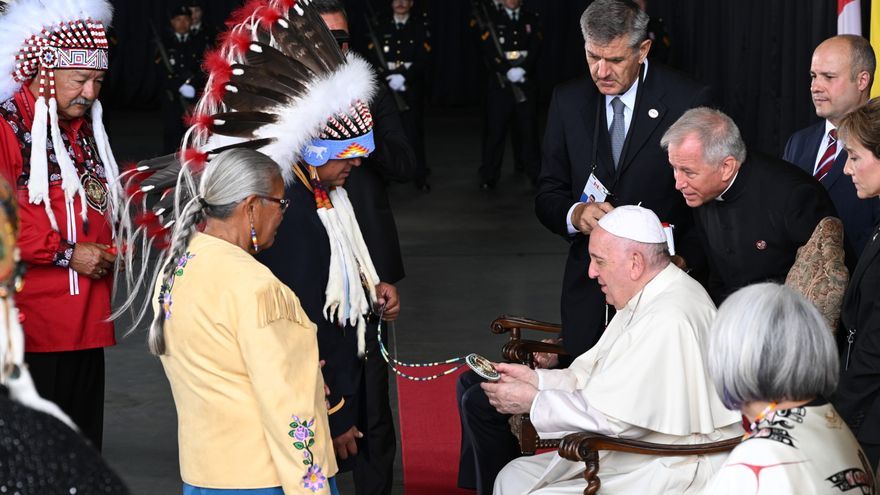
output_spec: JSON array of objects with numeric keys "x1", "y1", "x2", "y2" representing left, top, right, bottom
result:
[
  {"x1": 157, "y1": 252, "x2": 195, "y2": 320},
  {"x1": 290, "y1": 415, "x2": 326, "y2": 491}
]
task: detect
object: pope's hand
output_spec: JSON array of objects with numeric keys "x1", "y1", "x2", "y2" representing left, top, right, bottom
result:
[
  {"x1": 494, "y1": 362, "x2": 539, "y2": 388},
  {"x1": 481, "y1": 378, "x2": 538, "y2": 415}
]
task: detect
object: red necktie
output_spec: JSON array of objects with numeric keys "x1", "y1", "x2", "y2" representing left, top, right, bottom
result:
[{"x1": 814, "y1": 129, "x2": 837, "y2": 181}]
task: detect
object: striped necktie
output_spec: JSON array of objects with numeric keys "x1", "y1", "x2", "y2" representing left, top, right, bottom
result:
[{"x1": 814, "y1": 129, "x2": 837, "y2": 181}]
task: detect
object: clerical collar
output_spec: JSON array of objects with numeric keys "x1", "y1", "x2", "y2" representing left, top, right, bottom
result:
[
  {"x1": 393, "y1": 14, "x2": 410, "y2": 24},
  {"x1": 604, "y1": 59, "x2": 648, "y2": 112},
  {"x1": 715, "y1": 170, "x2": 739, "y2": 202}
]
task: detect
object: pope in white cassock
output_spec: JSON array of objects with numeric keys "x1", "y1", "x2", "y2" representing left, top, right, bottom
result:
[{"x1": 487, "y1": 206, "x2": 743, "y2": 495}]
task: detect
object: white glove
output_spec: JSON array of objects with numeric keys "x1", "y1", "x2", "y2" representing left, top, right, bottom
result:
[
  {"x1": 386, "y1": 73, "x2": 407, "y2": 92},
  {"x1": 506, "y1": 67, "x2": 526, "y2": 84},
  {"x1": 178, "y1": 83, "x2": 196, "y2": 99}
]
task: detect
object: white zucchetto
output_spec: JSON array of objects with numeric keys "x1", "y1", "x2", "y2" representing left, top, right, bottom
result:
[{"x1": 597, "y1": 205, "x2": 667, "y2": 243}]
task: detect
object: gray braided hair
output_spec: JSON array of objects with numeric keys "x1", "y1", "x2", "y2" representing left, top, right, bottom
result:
[{"x1": 144, "y1": 148, "x2": 281, "y2": 355}]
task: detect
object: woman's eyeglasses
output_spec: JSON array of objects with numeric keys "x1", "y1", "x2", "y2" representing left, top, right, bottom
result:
[{"x1": 258, "y1": 196, "x2": 290, "y2": 213}]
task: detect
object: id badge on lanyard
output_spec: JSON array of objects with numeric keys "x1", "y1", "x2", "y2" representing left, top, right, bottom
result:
[{"x1": 579, "y1": 172, "x2": 609, "y2": 203}]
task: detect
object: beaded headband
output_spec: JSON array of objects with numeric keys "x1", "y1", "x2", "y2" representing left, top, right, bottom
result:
[
  {"x1": 14, "y1": 19, "x2": 110, "y2": 100},
  {"x1": 302, "y1": 101, "x2": 375, "y2": 166}
]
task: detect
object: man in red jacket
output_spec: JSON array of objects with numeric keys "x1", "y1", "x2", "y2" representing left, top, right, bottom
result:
[{"x1": 0, "y1": 0, "x2": 122, "y2": 449}]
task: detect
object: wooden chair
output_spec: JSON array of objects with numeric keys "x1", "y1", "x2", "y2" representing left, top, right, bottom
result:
[
  {"x1": 557, "y1": 432, "x2": 740, "y2": 495},
  {"x1": 492, "y1": 315, "x2": 739, "y2": 494},
  {"x1": 490, "y1": 315, "x2": 565, "y2": 454}
]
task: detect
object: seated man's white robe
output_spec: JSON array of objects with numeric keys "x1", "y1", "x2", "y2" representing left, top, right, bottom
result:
[{"x1": 495, "y1": 264, "x2": 742, "y2": 495}]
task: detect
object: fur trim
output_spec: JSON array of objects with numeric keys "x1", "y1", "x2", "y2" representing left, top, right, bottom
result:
[
  {"x1": 317, "y1": 186, "x2": 379, "y2": 358},
  {"x1": 90, "y1": 99, "x2": 121, "y2": 215},
  {"x1": 0, "y1": 299, "x2": 77, "y2": 429},
  {"x1": 48, "y1": 97, "x2": 87, "y2": 225},
  {"x1": 256, "y1": 52, "x2": 376, "y2": 183},
  {"x1": 0, "y1": 0, "x2": 114, "y2": 100}
]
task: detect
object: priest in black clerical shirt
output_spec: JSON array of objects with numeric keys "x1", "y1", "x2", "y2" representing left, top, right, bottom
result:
[{"x1": 662, "y1": 107, "x2": 838, "y2": 304}]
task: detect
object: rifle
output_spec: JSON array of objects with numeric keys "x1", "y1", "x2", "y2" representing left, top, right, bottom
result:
[
  {"x1": 364, "y1": 2, "x2": 410, "y2": 112},
  {"x1": 476, "y1": 1, "x2": 527, "y2": 104},
  {"x1": 149, "y1": 20, "x2": 188, "y2": 113}
]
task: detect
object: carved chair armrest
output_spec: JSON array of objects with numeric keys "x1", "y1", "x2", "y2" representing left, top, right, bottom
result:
[
  {"x1": 501, "y1": 339, "x2": 568, "y2": 363},
  {"x1": 491, "y1": 315, "x2": 563, "y2": 340},
  {"x1": 559, "y1": 432, "x2": 740, "y2": 459},
  {"x1": 558, "y1": 432, "x2": 740, "y2": 495}
]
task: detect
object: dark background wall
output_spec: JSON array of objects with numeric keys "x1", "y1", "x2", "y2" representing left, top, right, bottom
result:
[{"x1": 105, "y1": 0, "x2": 866, "y2": 157}]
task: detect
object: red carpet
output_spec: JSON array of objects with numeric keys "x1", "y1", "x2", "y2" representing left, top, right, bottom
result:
[{"x1": 397, "y1": 366, "x2": 473, "y2": 495}]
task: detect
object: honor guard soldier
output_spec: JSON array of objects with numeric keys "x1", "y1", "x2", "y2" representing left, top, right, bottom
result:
[
  {"x1": 157, "y1": 5, "x2": 207, "y2": 154},
  {"x1": 478, "y1": 0, "x2": 541, "y2": 189},
  {"x1": 370, "y1": 0, "x2": 431, "y2": 190},
  {"x1": 186, "y1": 0, "x2": 216, "y2": 48}
]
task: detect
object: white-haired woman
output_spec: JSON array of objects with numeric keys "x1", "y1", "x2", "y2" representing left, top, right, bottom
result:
[
  {"x1": 703, "y1": 283, "x2": 874, "y2": 493},
  {"x1": 140, "y1": 148, "x2": 337, "y2": 494}
]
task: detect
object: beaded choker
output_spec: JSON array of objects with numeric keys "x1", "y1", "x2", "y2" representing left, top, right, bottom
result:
[{"x1": 742, "y1": 401, "x2": 777, "y2": 440}]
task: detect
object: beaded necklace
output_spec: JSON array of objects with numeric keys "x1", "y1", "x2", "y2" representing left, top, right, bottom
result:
[
  {"x1": 375, "y1": 304, "x2": 469, "y2": 381},
  {"x1": 742, "y1": 401, "x2": 777, "y2": 441}
]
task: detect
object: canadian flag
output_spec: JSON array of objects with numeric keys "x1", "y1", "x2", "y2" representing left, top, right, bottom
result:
[{"x1": 838, "y1": 0, "x2": 862, "y2": 35}]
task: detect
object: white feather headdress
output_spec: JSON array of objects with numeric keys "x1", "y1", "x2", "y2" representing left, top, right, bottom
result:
[
  {"x1": 0, "y1": 0, "x2": 119, "y2": 232},
  {"x1": 119, "y1": 0, "x2": 381, "y2": 355}
]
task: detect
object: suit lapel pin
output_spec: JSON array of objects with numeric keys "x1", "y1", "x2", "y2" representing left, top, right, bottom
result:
[
  {"x1": 756, "y1": 240, "x2": 767, "y2": 250},
  {"x1": 648, "y1": 108, "x2": 659, "y2": 119}
]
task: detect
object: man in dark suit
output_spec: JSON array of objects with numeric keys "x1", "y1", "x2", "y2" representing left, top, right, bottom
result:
[
  {"x1": 534, "y1": 0, "x2": 710, "y2": 360},
  {"x1": 457, "y1": 1, "x2": 710, "y2": 493},
  {"x1": 664, "y1": 107, "x2": 837, "y2": 303},
  {"x1": 783, "y1": 35, "x2": 880, "y2": 257}
]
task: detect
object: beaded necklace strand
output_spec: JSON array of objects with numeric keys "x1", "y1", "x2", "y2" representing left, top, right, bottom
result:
[{"x1": 375, "y1": 305, "x2": 469, "y2": 381}]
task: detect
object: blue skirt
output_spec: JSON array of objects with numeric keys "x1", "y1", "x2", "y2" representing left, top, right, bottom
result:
[{"x1": 183, "y1": 478, "x2": 339, "y2": 494}]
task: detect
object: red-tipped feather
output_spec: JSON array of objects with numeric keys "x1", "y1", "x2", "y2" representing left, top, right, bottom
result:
[
  {"x1": 218, "y1": 29, "x2": 252, "y2": 58},
  {"x1": 181, "y1": 148, "x2": 208, "y2": 165},
  {"x1": 185, "y1": 112, "x2": 213, "y2": 132},
  {"x1": 134, "y1": 211, "x2": 159, "y2": 228},
  {"x1": 257, "y1": 6, "x2": 282, "y2": 28},
  {"x1": 124, "y1": 171, "x2": 154, "y2": 198},
  {"x1": 225, "y1": 0, "x2": 265, "y2": 28},
  {"x1": 202, "y1": 50, "x2": 231, "y2": 78},
  {"x1": 204, "y1": 50, "x2": 233, "y2": 99},
  {"x1": 180, "y1": 148, "x2": 209, "y2": 174}
]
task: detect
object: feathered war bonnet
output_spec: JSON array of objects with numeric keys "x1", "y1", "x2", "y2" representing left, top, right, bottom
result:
[
  {"x1": 125, "y1": 0, "x2": 380, "y2": 355},
  {"x1": 0, "y1": 0, "x2": 119, "y2": 232}
]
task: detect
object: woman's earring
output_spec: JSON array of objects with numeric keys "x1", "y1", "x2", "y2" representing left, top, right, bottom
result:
[{"x1": 250, "y1": 221, "x2": 260, "y2": 253}]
